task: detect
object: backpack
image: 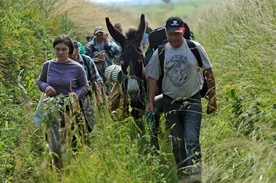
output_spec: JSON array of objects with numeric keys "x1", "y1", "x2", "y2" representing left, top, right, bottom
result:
[
  {"x1": 81, "y1": 54, "x2": 92, "y2": 81},
  {"x1": 86, "y1": 35, "x2": 94, "y2": 43},
  {"x1": 145, "y1": 25, "x2": 208, "y2": 99},
  {"x1": 80, "y1": 54, "x2": 94, "y2": 132}
]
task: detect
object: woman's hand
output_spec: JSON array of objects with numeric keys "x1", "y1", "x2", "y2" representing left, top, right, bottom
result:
[
  {"x1": 69, "y1": 92, "x2": 78, "y2": 100},
  {"x1": 45, "y1": 86, "x2": 56, "y2": 97}
]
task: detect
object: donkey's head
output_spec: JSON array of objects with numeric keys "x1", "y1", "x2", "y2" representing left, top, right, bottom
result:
[{"x1": 105, "y1": 14, "x2": 146, "y2": 101}]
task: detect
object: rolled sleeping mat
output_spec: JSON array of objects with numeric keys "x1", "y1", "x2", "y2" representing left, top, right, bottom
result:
[{"x1": 104, "y1": 64, "x2": 122, "y2": 83}]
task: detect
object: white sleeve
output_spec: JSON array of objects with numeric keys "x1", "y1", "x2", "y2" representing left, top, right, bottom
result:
[{"x1": 144, "y1": 49, "x2": 161, "y2": 80}]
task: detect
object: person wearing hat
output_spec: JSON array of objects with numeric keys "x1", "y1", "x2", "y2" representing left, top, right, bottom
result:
[
  {"x1": 85, "y1": 26, "x2": 121, "y2": 99},
  {"x1": 85, "y1": 26, "x2": 121, "y2": 96},
  {"x1": 144, "y1": 16, "x2": 217, "y2": 182},
  {"x1": 86, "y1": 26, "x2": 121, "y2": 67}
]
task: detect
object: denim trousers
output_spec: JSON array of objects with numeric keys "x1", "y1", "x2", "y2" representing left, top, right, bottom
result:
[{"x1": 163, "y1": 92, "x2": 202, "y2": 178}]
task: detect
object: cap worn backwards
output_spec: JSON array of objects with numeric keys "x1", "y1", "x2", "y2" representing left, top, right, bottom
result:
[{"x1": 165, "y1": 16, "x2": 185, "y2": 33}]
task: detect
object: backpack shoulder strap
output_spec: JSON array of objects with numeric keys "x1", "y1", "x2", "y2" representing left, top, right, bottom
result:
[
  {"x1": 157, "y1": 45, "x2": 165, "y2": 92},
  {"x1": 186, "y1": 39, "x2": 203, "y2": 67},
  {"x1": 81, "y1": 54, "x2": 92, "y2": 80},
  {"x1": 158, "y1": 45, "x2": 165, "y2": 76}
]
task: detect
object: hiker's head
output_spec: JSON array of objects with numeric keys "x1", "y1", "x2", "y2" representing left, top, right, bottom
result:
[
  {"x1": 165, "y1": 16, "x2": 185, "y2": 34},
  {"x1": 70, "y1": 40, "x2": 79, "y2": 61},
  {"x1": 53, "y1": 34, "x2": 74, "y2": 61},
  {"x1": 94, "y1": 26, "x2": 104, "y2": 35},
  {"x1": 94, "y1": 26, "x2": 108, "y2": 43},
  {"x1": 114, "y1": 23, "x2": 123, "y2": 34},
  {"x1": 165, "y1": 16, "x2": 192, "y2": 40},
  {"x1": 165, "y1": 17, "x2": 185, "y2": 48}
]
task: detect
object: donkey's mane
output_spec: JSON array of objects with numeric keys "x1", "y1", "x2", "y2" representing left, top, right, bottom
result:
[
  {"x1": 125, "y1": 28, "x2": 138, "y2": 40},
  {"x1": 123, "y1": 27, "x2": 143, "y2": 53}
]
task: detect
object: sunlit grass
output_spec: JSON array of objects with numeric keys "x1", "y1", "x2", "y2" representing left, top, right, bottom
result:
[{"x1": 1, "y1": 0, "x2": 276, "y2": 182}]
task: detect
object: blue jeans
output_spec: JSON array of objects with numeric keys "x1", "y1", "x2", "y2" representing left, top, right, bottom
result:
[{"x1": 163, "y1": 92, "x2": 202, "y2": 178}]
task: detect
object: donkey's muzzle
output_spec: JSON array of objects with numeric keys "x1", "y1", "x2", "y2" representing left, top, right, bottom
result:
[{"x1": 127, "y1": 79, "x2": 140, "y2": 101}]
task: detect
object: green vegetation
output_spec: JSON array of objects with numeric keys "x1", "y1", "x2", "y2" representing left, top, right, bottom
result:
[
  {"x1": 191, "y1": 0, "x2": 276, "y2": 181},
  {"x1": 0, "y1": 0, "x2": 275, "y2": 182},
  {"x1": 130, "y1": 0, "x2": 216, "y2": 27}
]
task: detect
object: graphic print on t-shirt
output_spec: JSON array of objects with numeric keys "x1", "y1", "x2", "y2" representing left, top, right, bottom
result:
[{"x1": 166, "y1": 55, "x2": 190, "y2": 87}]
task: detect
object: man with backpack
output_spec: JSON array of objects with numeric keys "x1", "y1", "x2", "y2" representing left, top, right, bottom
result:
[
  {"x1": 144, "y1": 16, "x2": 217, "y2": 182},
  {"x1": 85, "y1": 26, "x2": 121, "y2": 73}
]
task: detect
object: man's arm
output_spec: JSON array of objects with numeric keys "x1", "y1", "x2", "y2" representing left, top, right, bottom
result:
[
  {"x1": 147, "y1": 76, "x2": 158, "y2": 113},
  {"x1": 105, "y1": 39, "x2": 121, "y2": 57},
  {"x1": 204, "y1": 68, "x2": 217, "y2": 114}
]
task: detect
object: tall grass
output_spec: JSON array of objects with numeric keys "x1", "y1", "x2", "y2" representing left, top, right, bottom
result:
[
  {"x1": 131, "y1": 0, "x2": 216, "y2": 27},
  {"x1": 188, "y1": 0, "x2": 276, "y2": 182},
  {"x1": 0, "y1": 0, "x2": 275, "y2": 182},
  {"x1": 51, "y1": 0, "x2": 140, "y2": 44}
]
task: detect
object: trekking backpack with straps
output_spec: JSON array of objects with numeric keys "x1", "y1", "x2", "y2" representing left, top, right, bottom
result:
[
  {"x1": 81, "y1": 54, "x2": 92, "y2": 81},
  {"x1": 145, "y1": 25, "x2": 208, "y2": 99}
]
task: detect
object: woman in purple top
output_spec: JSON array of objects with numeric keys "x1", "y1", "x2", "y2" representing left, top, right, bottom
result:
[
  {"x1": 38, "y1": 35, "x2": 88, "y2": 99},
  {"x1": 37, "y1": 34, "x2": 88, "y2": 170}
]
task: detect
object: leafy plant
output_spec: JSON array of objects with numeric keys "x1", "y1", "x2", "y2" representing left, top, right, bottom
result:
[{"x1": 1, "y1": 0, "x2": 276, "y2": 182}]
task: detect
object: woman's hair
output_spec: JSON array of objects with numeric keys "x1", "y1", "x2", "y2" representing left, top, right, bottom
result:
[{"x1": 53, "y1": 34, "x2": 74, "y2": 54}]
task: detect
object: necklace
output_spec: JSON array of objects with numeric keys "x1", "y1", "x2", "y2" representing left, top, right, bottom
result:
[{"x1": 56, "y1": 60, "x2": 69, "y2": 85}]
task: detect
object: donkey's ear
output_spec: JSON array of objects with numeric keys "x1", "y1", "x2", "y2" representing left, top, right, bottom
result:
[
  {"x1": 105, "y1": 17, "x2": 125, "y2": 47},
  {"x1": 136, "y1": 14, "x2": 146, "y2": 42}
]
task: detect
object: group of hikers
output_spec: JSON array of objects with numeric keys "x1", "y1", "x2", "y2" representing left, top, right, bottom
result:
[{"x1": 35, "y1": 16, "x2": 217, "y2": 183}]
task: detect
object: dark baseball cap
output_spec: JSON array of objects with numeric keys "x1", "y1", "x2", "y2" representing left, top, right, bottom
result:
[{"x1": 165, "y1": 17, "x2": 185, "y2": 33}]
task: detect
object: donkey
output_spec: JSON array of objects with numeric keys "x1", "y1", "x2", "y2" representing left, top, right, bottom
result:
[{"x1": 105, "y1": 14, "x2": 160, "y2": 150}]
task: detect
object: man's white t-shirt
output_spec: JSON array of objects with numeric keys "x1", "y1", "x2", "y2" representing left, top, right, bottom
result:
[{"x1": 144, "y1": 39, "x2": 212, "y2": 99}]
